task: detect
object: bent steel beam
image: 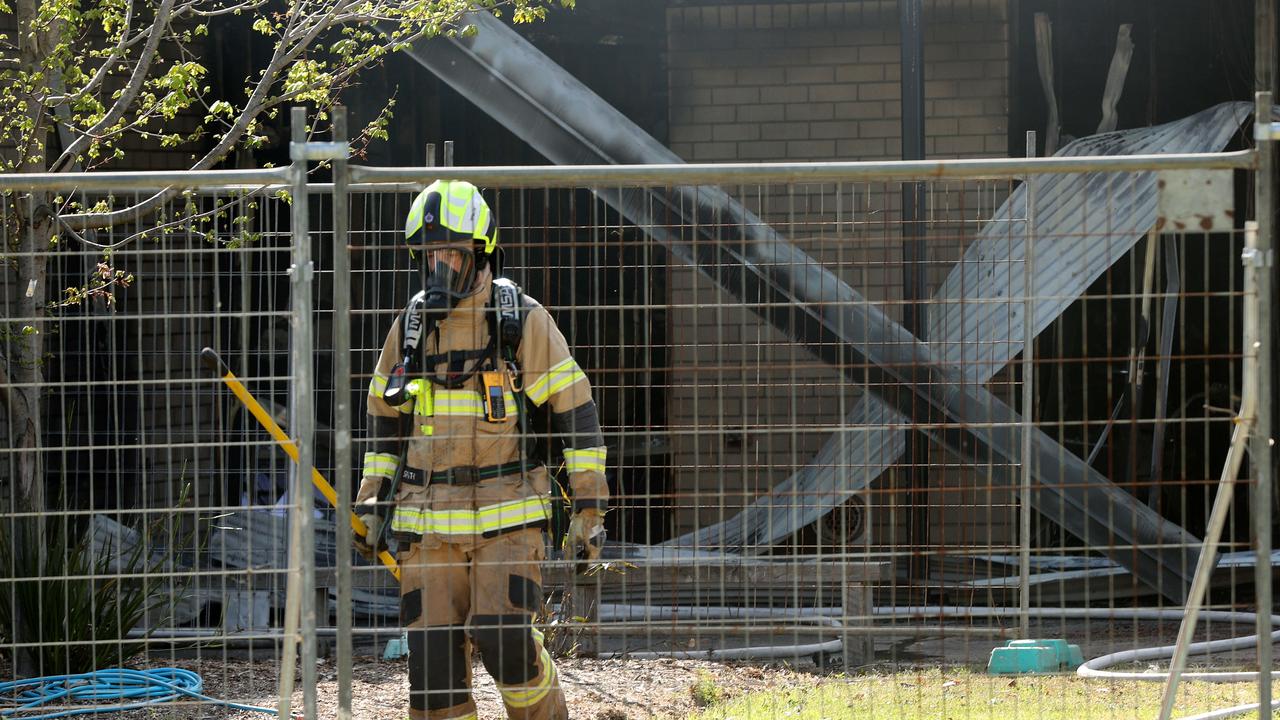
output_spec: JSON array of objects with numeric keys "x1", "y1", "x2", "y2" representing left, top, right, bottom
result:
[
  {"x1": 399, "y1": 11, "x2": 1199, "y2": 602},
  {"x1": 677, "y1": 103, "x2": 1255, "y2": 558}
]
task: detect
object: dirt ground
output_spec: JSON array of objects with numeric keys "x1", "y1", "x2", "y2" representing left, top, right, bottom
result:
[
  {"x1": 132, "y1": 654, "x2": 823, "y2": 719},
  {"x1": 0, "y1": 648, "x2": 818, "y2": 719},
  {"x1": 7, "y1": 617, "x2": 1277, "y2": 719}
]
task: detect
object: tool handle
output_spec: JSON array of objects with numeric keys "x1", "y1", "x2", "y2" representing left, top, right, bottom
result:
[
  {"x1": 203, "y1": 345, "x2": 401, "y2": 581},
  {"x1": 199, "y1": 347, "x2": 227, "y2": 375}
]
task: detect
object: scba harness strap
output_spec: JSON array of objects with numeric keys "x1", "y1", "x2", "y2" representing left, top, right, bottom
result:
[
  {"x1": 384, "y1": 282, "x2": 534, "y2": 459},
  {"x1": 490, "y1": 277, "x2": 523, "y2": 363},
  {"x1": 382, "y1": 278, "x2": 525, "y2": 405}
]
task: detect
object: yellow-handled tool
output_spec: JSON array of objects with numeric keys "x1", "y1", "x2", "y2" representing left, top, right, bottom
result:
[{"x1": 201, "y1": 347, "x2": 400, "y2": 581}]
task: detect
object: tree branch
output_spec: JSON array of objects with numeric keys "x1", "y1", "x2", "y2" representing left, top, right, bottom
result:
[
  {"x1": 58, "y1": 0, "x2": 318, "y2": 230},
  {"x1": 49, "y1": 0, "x2": 176, "y2": 172},
  {"x1": 189, "y1": 0, "x2": 272, "y2": 17},
  {"x1": 46, "y1": 0, "x2": 135, "y2": 105},
  {"x1": 55, "y1": 0, "x2": 535, "y2": 231}
]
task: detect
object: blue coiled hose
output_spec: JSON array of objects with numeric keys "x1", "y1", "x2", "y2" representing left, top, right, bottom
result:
[{"x1": 0, "y1": 667, "x2": 283, "y2": 719}]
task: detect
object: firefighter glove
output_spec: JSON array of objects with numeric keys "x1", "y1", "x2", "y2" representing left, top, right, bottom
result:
[
  {"x1": 562, "y1": 507, "x2": 605, "y2": 566},
  {"x1": 353, "y1": 510, "x2": 384, "y2": 562}
]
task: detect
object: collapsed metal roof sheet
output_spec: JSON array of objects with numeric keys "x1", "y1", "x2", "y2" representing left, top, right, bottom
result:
[
  {"x1": 934, "y1": 102, "x2": 1252, "y2": 381},
  {"x1": 91, "y1": 512, "x2": 406, "y2": 622}
]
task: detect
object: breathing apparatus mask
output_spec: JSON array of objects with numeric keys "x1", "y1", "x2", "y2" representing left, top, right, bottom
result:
[{"x1": 418, "y1": 245, "x2": 479, "y2": 319}]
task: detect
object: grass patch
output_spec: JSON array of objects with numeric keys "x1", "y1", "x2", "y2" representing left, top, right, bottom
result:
[
  {"x1": 687, "y1": 667, "x2": 1272, "y2": 720},
  {"x1": 691, "y1": 670, "x2": 726, "y2": 708}
]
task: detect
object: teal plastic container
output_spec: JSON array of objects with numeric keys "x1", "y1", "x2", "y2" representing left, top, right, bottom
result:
[{"x1": 987, "y1": 639, "x2": 1084, "y2": 674}]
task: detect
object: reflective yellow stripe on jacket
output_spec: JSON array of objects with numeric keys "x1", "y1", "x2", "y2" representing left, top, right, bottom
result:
[
  {"x1": 525, "y1": 358, "x2": 587, "y2": 406},
  {"x1": 434, "y1": 389, "x2": 518, "y2": 417},
  {"x1": 362, "y1": 452, "x2": 398, "y2": 479},
  {"x1": 564, "y1": 447, "x2": 606, "y2": 474},
  {"x1": 391, "y1": 495, "x2": 551, "y2": 536},
  {"x1": 369, "y1": 371, "x2": 388, "y2": 396}
]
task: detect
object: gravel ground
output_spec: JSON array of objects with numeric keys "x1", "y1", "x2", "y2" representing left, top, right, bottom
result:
[
  {"x1": 54, "y1": 654, "x2": 821, "y2": 719},
  {"x1": 273, "y1": 655, "x2": 818, "y2": 720},
  {"x1": 10, "y1": 618, "x2": 1273, "y2": 719}
]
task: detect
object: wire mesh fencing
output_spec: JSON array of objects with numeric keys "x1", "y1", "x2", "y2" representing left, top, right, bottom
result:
[
  {"x1": 0, "y1": 140, "x2": 1272, "y2": 720},
  {"x1": 329, "y1": 146, "x2": 1269, "y2": 719},
  {"x1": 0, "y1": 171, "x2": 321, "y2": 718}
]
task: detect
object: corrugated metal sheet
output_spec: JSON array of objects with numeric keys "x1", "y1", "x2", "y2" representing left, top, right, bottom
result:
[
  {"x1": 90, "y1": 512, "x2": 402, "y2": 623},
  {"x1": 931, "y1": 101, "x2": 1253, "y2": 380},
  {"x1": 202, "y1": 510, "x2": 400, "y2": 617},
  {"x1": 676, "y1": 102, "x2": 1254, "y2": 552}
]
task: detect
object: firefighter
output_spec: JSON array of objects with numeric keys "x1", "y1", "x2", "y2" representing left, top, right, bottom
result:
[{"x1": 354, "y1": 179, "x2": 607, "y2": 720}]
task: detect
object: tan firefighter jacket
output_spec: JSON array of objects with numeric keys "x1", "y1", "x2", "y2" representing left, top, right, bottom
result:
[{"x1": 357, "y1": 280, "x2": 608, "y2": 545}]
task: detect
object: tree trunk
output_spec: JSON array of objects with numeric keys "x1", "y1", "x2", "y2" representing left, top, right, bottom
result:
[
  {"x1": 9, "y1": 0, "x2": 54, "y2": 677},
  {"x1": 10, "y1": 216, "x2": 47, "y2": 678},
  {"x1": 12, "y1": 215, "x2": 47, "y2": 517}
]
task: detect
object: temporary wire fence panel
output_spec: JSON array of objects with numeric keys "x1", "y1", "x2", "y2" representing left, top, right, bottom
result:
[
  {"x1": 324, "y1": 151, "x2": 1268, "y2": 719},
  {"x1": 0, "y1": 149, "x2": 1270, "y2": 720},
  {"x1": 0, "y1": 178, "x2": 311, "y2": 719}
]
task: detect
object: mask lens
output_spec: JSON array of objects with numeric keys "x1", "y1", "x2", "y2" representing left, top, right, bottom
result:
[
  {"x1": 427, "y1": 248, "x2": 466, "y2": 273},
  {"x1": 423, "y1": 247, "x2": 476, "y2": 296}
]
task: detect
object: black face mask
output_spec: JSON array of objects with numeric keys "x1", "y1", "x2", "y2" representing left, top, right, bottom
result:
[
  {"x1": 417, "y1": 248, "x2": 477, "y2": 320},
  {"x1": 420, "y1": 261, "x2": 459, "y2": 320}
]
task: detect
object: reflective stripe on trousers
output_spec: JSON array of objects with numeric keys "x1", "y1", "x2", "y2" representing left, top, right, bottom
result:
[{"x1": 391, "y1": 495, "x2": 551, "y2": 536}]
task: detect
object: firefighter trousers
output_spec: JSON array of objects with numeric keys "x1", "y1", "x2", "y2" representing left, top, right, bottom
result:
[{"x1": 399, "y1": 527, "x2": 567, "y2": 720}]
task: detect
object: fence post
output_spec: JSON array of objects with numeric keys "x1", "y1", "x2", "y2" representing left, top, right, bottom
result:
[
  {"x1": 1155, "y1": 219, "x2": 1265, "y2": 720},
  {"x1": 840, "y1": 572, "x2": 874, "y2": 668},
  {"x1": 332, "y1": 106, "x2": 354, "y2": 720},
  {"x1": 1019, "y1": 130, "x2": 1037, "y2": 640},
  {"x1": 289, "y1": 105, "x2": 319, "y2": 720},
  {"x1": 1253, "y1": 89, "x2": 1276, "y2": 718}
]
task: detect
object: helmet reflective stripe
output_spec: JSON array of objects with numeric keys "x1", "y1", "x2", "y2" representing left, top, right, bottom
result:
[
  {"x1": 403, "y1": 187, "x2": 430, "y2": 241},
  {"x1": 475, "y1": 201, "x2": 495, "y2": 253},
  {"x1": 444, "y1": 182, "x2": 472, "y2": 229},
  {"x1": 405, "y1": 180, "x2": 495, "y2": 250}
]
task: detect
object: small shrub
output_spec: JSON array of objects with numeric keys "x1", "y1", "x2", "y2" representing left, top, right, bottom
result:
[
  {"x1": 537, "y1": 587, "x2": 582, "y2": 658},
  {"x1": 0, "y1": 488, "x2": 195, "y2": 675},
  {"x1": 690, "y1": 670, "x2": 724, "y2": 708}
]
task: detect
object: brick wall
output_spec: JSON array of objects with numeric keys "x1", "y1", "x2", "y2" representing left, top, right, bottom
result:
[
  {"x1": 665, "y1": 0, "x2": 1013, "y2": 548},
  {"x1": 668, "y1": 1, "x2": 1008, "y2": 163}
]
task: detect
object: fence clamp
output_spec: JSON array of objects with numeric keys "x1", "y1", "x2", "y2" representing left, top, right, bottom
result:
[
  {"x1": 1242, "y1": 247, "x2": 1273, "y2": 268},
  {"x1": 289, "y1": 141, "x2": 348, "y2": 162},
  {"x1": 287, "y1": 262, "x2": 315, "y2": 281}
]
